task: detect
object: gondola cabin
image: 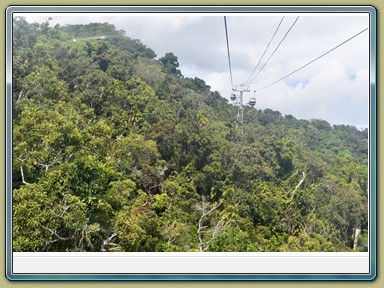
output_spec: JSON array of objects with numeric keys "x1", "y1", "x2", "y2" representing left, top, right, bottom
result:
[{"x1": 249, "y1": 97, "x2": 256, "y2": 107}]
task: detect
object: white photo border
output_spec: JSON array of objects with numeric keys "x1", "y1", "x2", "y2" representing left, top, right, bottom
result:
[{"x1": 5, "y1": 5, "x2": 377, "y2": 281}]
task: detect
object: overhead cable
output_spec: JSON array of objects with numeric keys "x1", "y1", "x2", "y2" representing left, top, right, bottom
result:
[
  {"x1": 244, "y1": 16, "x2": 285, "y2": 84},
  {"x1": 247, "y1": 16, "x2": 300, "y2": 85},
  {"x1": 224, "y1": 16, "x2": 234, "y2": 89},
  {"x1": 255, "y1": 27, "x2": 368, "y2": 92}
]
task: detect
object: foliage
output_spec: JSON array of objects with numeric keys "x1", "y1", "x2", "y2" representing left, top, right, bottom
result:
[{"x1": 12, "y1": 18, "x2": 369, "y2": 252}]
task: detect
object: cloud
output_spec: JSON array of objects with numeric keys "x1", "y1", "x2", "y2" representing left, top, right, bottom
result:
[{"x1": 19, "y1": 12, "x2": 370, "y2": 127}]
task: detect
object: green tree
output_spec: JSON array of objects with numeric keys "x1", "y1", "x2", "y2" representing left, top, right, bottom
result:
[
  {"x1": 159, "y1": 52, "x2": 182, "y2": 77},
  {"x1": 12, "y1": 19, "x2": 368, "y2": 252}
]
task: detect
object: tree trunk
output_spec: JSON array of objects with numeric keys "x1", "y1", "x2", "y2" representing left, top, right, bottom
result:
[
  {"x1": 291, "y1": 171, "x2": 307, "y2": 201},
  {"x1": 353, "y1": 226, "x2": 361, "y2": 251}
]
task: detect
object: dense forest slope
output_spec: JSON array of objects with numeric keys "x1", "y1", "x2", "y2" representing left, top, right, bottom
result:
[{"x1": 12, "y1": 18, "x2": 368, "y2": 252}]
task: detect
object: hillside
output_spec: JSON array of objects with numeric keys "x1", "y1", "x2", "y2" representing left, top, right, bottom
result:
[{"x1": 12, "y1": 18, "x2": 368, "y2": 252}]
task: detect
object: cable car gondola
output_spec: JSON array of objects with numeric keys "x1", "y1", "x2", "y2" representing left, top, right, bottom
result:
[
  {"x1": 230, "y1": 94, "x2": 236, "y2": 101},
  {"x1": 249, "y1": 97, "x2": 256, "y2": 107},
  {"x1": 248, "y1": 90, "x2": 256, "y2": 107}
]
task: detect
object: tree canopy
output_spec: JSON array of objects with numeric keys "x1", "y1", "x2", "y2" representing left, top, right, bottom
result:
[{"x1": 12, "y1": 18, "x2": 368, "y2": 252}]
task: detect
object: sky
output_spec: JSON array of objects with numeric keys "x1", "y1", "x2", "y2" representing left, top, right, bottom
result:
[{"x1": 18, "y1": 12, "x2": 371, "y2": 128}]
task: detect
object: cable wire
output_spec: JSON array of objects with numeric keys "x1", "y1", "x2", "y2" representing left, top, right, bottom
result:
[
  {"x1": 255, "y1": 27, "x2": 368, "y2": 92},
  {"x1": 244, "y1": 16, "x2": 285, "y2": 84},
  {"x1": 247, "y1": 16, "x2": 300, "y2": 85},
  {"x1": 224, "y1": 16, "x2": 234, "y2": 89}
]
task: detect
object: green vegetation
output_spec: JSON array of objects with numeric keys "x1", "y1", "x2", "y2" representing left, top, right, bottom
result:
[{"x1": 12, "y1": 17, "x2": 368, "y2": 252}]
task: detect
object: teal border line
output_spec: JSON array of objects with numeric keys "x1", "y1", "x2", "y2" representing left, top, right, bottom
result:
[
  {"x1": 5, "y1": 5, "x2": 377, "y2": 281},
  {"x1": 371, "y1": 5, "x2": 377, "y2": 281}
]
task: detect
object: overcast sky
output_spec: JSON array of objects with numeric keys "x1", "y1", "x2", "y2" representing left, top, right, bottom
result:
[{"x1": 19, "y1": 12, "x2": 370, "y2": 128}]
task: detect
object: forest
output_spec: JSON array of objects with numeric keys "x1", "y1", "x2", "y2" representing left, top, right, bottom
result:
[{"x1": 12, "y1": 17, "x2": 369, "y2": 252}]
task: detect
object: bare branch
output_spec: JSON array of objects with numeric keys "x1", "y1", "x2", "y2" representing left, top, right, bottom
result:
[
  {"x1": 16, "y1": 89, "x2": 26, "y2": 104},
  {"x1": 101, "y1": 232, "x2": 118, "y2": 252},
  {"x1": 291, "y1": 171, "x2": 307, "y2": 201},
  {"x1": 36, "y1": 150, "x2": 62, "y2": 171},
  {"x1": 19, "y1": 163, "x2": 30, "y2": 185},
  {"x1": 37, "y1": 222, "x2": 73, "y2": 241},
  {"x1": 290, "y1": 170, "x2": 299, "y2": 179},
  {"x1": 353, "y1": 226, "x2": 361, "y2": 251},
  {"x1": 196, "y1": 195, "x2": 236, "y2": 252},
  {"x1": 86, "y1": 79, "x2": 96, "y2": 88},
  {"x1": 301, "y1": 222, "x2": 308, "y2": 235}
]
